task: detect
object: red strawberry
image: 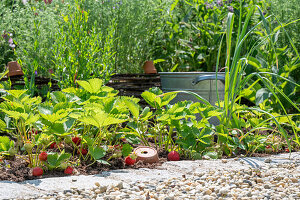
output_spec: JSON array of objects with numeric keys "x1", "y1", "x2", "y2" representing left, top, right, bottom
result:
[
  {"x1": 168, "y1": 151, "x2": 180, "y2": 161},
  {"x1": 125, "y1": 156, "x2": 136, "y2": 165},
  {"x1": 32, "y1": 167, "x2": 43, "y2": 176},
  {"x1": 64, "y1": 166, "x2": 73, "y2": 175},
  {"x1": 114, "y1": 144, "x2": 123, "y2": 150},
  {"x1": 72, "y1": 137, "x2": 81, "y2": 145},
  {"x1": 49, "y1": 142, "x2": 57, "y2": 149},
  {"x1": 78, "y1": 148, "x2": 88, "y2": 155},
  {"x1": 38, "y1": 152, "x2": 48, "y2": 161},
  {"x1": 28, "y1": 130, "x2": 32, "y2": 136},
  {"x1": 285, "y1": 148, "x2": 290, "y2": 153}
]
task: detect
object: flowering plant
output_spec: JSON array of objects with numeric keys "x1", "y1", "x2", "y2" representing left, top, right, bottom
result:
[{"x1": 0, "y1": 31, "x2": 16, "y2": 72}]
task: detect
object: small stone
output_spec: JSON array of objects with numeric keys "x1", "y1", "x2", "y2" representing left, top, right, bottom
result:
[
  {"x1": 256, "y1": 178, "x2": 263, "y2": 183},
  {"x1": 264, "y1": 158, "x2": 272, "y2": 163},
  {"x1": 103, "y1": 195, "x2": 115, "y2": 200},
  {"x1": 63, "y1": 190, "x2": 72, "y2": 194},
  {"x1": 95, "y1": 182, "x2": 100, "y2": 187},
  {"x1": 205, "y1": 189, "x2": 212, "y2": 195},
  {"x1": 100, "y1": 185, "x2": 108, "y2": 193},
  {"x1": 116, "y1": 182, "x2": 123, "y2": 190},
  {"x1": 222, "y1": 159, "x2": 227, "y2": 163},
  {"x1": 219, "y1": 188, "x2": 228, "y2": 195},
  {"x1": 264, "y1": 184, "x2": 271, "y2": 189},
  {"x1": 243, "y1": 180, "x2": 252, "y2": 186},
  {"x1": 95, "y1": 189, "x2": 101, "y2": 194},
  {"x1": 290, "y1": 177, "x2": 298, "y2": 183}
]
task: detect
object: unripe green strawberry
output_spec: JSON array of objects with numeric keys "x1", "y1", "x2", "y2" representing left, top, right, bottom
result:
[
  {"x1": 64, "y1": 136, "x2": 72, "y2": 144},
  {"x1": 265, "y1": 145, "x2": 273, "y2": 154},
  {"x1": 59, "y1": 162, "x2": 68, "y2": 170},
  {"x1": 112, "y1": 153, "x2": 118, "y2": 158},
  {"x1": 40, "y1": 135, "x2": 50, "y2": 146},
  {"x1": 8, "y1": 147, "x2": 17, "y2": 156},
  {"x1": 24, "y1": 142, "x2": 33, "y2": 153}
]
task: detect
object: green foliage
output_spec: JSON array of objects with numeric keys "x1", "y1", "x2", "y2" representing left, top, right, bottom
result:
[
  {"x1": 46, "y1": 150, "x2": 71, "y2": 170},
  {"x1": 51, "y1": 0, "x2": 115, "y2": 88},
  {"x1": 152, "y1": 0, "x2": 269, "y2": 72},
  {"x1": 0, "y1": 31, "x2": 16, "y2": 71},
  {"x1": 0, "y1": 136, "x2": 15, "y2": 156}
]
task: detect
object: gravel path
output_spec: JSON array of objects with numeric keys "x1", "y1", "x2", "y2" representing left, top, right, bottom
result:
[{"x1": 1, "y1": 152, "x2": 299, "y2": 200}]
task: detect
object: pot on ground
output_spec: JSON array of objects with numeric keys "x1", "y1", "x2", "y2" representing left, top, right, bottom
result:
[
  {"x1": 7, "y1": 61, "x2": 24, "y2": 77},
  {"x1": 134, "y1": 146, "x2": 159, "y2": 164},
  {"x1": 143, "y1": 61, "x2": 157, "y2": 74}
]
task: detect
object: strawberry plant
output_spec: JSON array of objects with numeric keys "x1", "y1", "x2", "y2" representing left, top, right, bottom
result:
[
  {"x1": 0, "y1": 136, "x2": 15, "y2": 157},
  {"x1": 46, "y1": 150, "x2": 71, "y2": 170}
]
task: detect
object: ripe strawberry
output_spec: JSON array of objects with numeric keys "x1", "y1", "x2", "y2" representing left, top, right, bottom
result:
[
  {"x1": 49, "y1": 142, "x2": 57, "y2": 149},
  {"x1": 32, "y1": 167, "x2": 43, "y2": 176},
  {"x1": 125, "y1": 153, "x2": 137, "y2": 165},
  {"x1": 64, "y1": 166, "x2": 73, "y2": 175},
  {"x1": 114, "y1": 144, "x2": 123, "y2": 150},
  {"x1": 125, "y1": 156, "x2": 136, "y2": 165},
  {"x1": 78, "y1": 148, "x2": 88, "y2": 155},
  {"x1": 28, "y1": 130, "x2": 33, "y2": 136},
  {"x1": 38, "y1": 152, "x2": 48, "y2": 161},
  {"x1": 72, "y1": 137, "x2": 81, "y2": 145},
  {"x1": 168, "y1": 151, "x2": 180, "y2": 161},
  {"x1": 285, "y1": 148, "x2": 290, "y2": 153}
]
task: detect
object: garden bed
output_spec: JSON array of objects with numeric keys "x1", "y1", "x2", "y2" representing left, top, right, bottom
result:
[{"x1": 0, "y1": 147, "x2": 168, "y2": 182}]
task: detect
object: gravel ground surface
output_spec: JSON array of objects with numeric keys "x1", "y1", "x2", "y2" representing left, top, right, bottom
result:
[{"x1": 1, "y1": 152, "x2": 299, "y2": 200}]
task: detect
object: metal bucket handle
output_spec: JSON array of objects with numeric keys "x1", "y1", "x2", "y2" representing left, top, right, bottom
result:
[{"x1": 192, "y1": 75, "x2": 225, "y2": 85}]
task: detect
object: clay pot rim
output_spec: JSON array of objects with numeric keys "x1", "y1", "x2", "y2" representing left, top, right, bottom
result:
[{"x1": 134, "y1": 146, "x2": 159, "y2": 164}]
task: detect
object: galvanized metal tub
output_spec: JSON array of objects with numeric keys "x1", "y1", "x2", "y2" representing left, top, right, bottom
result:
[{"x1": 159, "y1": 72, "x2": 226, "y2": 105}]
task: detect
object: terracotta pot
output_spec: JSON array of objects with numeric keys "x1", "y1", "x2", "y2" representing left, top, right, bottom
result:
[
  {"x1": 134, "y1": 146, "x2": 159, "y2": 164},
  {"x1": 143, "y1": 61, "x2": 157, "y2": 74},
  {"x1": 7, "y1": 61, "x2": 24, "y2": 77}
]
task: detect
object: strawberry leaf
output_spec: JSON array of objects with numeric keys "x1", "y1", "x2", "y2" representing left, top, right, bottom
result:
[
  {"x1": 121, "y1": 143, "x2": 133, "y2": 157},
  {"x1": 96, "y1": 159, "x2": 110, "y2": 165},
  {"x1": 89, "y1": 146, "x2": 106, "y2": 160}
]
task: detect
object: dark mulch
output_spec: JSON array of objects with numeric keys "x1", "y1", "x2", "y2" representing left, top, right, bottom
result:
[{"x1": 0, "y1": 148, "x2": 168, "y2": 182}]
